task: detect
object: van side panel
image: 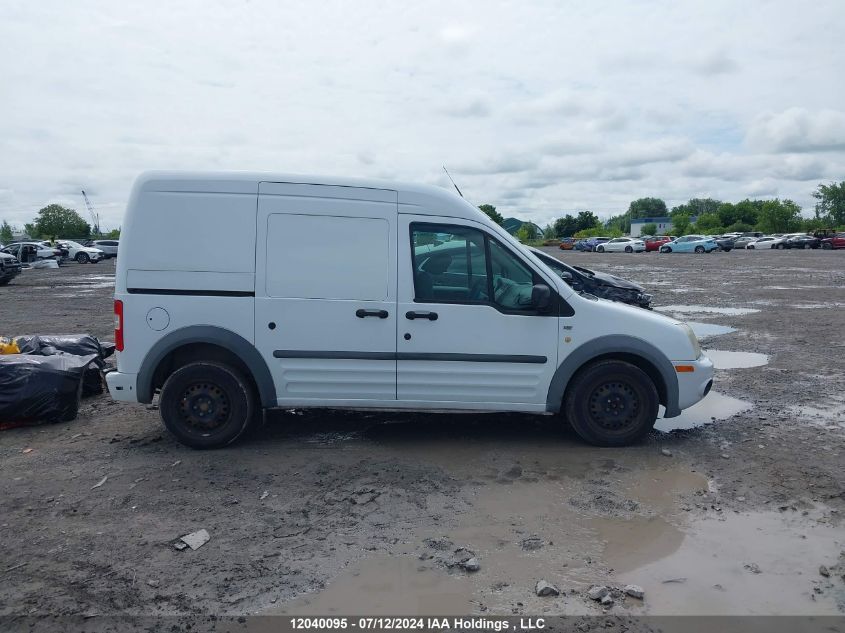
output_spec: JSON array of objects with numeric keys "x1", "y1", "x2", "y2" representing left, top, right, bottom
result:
[
  {"x1": 255, "y1": 182, "x2": 398, "y2": 403},
  {"x1": 114, "y1": 183, "x2": 258, "y2": 392}
]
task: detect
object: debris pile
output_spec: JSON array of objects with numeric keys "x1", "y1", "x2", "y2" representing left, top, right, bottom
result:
[{"x1": 0, "y1": 334, "x2": 115, "y2": 428}]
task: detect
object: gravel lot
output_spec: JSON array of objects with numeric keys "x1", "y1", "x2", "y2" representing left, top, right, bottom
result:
[{"x1": 1, "y1": 250, "x2": 844, "y2": 621}]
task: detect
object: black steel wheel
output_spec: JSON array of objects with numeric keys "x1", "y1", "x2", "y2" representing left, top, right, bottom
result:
[
  {"x1": 159, "y1": 361, "x2": 257, "y2": 449},
  {"x1": 564, "y1": 360, "x2": 659, "y2": 446}
]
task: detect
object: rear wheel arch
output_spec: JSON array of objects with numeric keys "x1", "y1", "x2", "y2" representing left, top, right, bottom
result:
[
  {"x1": 137, "y1": 326, "x2": 276, "y2": 407},
  {"x1": 546, "y1": 336, "x2": 678, "y2": 417}
]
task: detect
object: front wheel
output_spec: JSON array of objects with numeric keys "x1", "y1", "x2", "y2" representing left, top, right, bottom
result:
[
  {"x1": 694, "y1": 246, "x2": 705, "y2": 253},
  {"x1": 777, "y1": 244, "x2": 786, "y2": 249},
  {"x1": 747, "y1": 245, "x2": 755, "y2": 250},
  {"x1": 660, "y1": 247, "x2": 671, "y2": 253},
  {"x1": 159, "y1": 361, "x2": 257, "y2": 449},
  {"x1": 596, "y1": 246, "x2": 605, "y2": 253},
  {"x1": 822, "y1": 242, "x2": 832, "y2": 250},
  {"x1": 625, "y1": 246, "x2": 633, "y2": 253},
  {"x1": 564, "y1": 360, "x2": 659, "y2": 446},
  {"x1": 75, "y1": 252, "x2": 90, "y2": 264}
]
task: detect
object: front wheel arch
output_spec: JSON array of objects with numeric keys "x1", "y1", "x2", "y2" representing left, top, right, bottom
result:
[{"x1": 546, "y1": 337, "x2": 678, "y2": 417}]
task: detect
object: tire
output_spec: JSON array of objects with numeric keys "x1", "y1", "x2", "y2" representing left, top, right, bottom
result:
[
  {"x1": 747, "y1": 245, "x2": 755, "y2": 250},
  {"x1": 802, "y1": 243, "x2": 808, "y2": 249},
  {"x1": 564, "y1": 360, "x2": 659, "y2": 447},
  {"x1": 625, "y1": 246, "x2": 633, "y2": 253},
  {"x1": 777, "y1": 244, "x2": 785, "y2": 249},
  {"x1": 159, "y1": 361, "x2": 257, "y2": 449},
  {"x1": 75, "y1": 252, "x2": 90, "y2": 264},
  {"x1": 661, "y1": 247, "x2": 671, "y2": 253},
  {"x1": 823, "y1": 242, "x2": 832, "y2": 250},
  {"x1": 0, "y1": 277, "x2": 10, "y2": 286},
  {"x1": 694, "y1": 246, "x2": 705, "y2": 253},
  {"x1": 596, "y1": 246, "x2": 605, "y2": 253}
]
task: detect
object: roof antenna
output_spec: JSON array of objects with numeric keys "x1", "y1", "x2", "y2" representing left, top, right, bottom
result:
[{"x1": 442, "y1": 166, "x2": 463, "y2": 198}]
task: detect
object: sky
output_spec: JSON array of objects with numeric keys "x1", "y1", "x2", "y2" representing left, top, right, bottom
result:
[{"x1": 1, "y1": 0, "x2": 844, "y2": 231}]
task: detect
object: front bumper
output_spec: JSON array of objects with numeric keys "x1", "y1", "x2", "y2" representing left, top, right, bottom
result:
[
  {"x1": 105, "y1": 370, "x2": 139, "y2": 402},
  {"x1": 674, "y1": 354, "x2": 715, "y2": 411}
]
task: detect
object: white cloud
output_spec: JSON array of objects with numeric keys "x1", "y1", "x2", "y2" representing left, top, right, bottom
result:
[
  {"x1": 746, "y1": 108, "x2": 845, "y2": 153},
  {"x1": 0, "y1": 0, "x2": 843, "y2": 230}
]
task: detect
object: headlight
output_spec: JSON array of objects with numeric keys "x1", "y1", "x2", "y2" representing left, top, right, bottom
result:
[{"x1": 678, "y1": 323, "x2": 701, "y2": 358}]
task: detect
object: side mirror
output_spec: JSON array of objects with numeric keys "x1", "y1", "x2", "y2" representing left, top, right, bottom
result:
[{"x1": 531, "y1": 283, "x2": 552, "y2": 311}]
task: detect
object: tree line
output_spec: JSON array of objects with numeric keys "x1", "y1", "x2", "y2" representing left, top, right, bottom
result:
[
  {"x1": 478, "y1": 181, "x2": 845, "y2": 240},
  {"x1": 1, "y1": 205, "x2": 121, "y2": 243}
]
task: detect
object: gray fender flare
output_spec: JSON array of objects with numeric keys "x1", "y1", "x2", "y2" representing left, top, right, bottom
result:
[
  {"x1": 136, "y1": 326, "x2": 276, "y2": 407},
  {"x1": 546, "y1": 335, "x2": 680, "y2": 418}
]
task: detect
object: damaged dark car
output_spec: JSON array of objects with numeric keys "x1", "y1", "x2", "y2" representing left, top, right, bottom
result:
[
  {"x1": 0, "y1": 250, "x2": 23, "y2": 286},
  {"x1": 528, "y1": 247, "x2": 652, "y2": 309}
]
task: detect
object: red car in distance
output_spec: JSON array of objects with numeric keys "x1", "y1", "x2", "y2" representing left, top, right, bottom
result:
[
  {"x1": 821, "y1": 232, "x2": 845, "y2": 249},
  {"x1": 644, "y1": 235, "x2": 676, "y2": 252}
]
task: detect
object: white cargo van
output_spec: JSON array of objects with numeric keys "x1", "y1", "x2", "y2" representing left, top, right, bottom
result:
[{"x1": 107, "y1": 172, "x2": 713, "y2": 448}]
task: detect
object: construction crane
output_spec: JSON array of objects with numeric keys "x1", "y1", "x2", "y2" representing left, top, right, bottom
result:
[{"x1": 81, "y1": 189, "x2": 100, "y2": 236}]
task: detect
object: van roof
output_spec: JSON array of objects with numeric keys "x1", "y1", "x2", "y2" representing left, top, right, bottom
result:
[{"x1": 134, "y1": 170, "x2": 479, "y2": 219}]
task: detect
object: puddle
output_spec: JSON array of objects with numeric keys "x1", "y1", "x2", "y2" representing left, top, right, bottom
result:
[
  {"x1": 612, "y1": 511, "x2": 845, "y2": 615},
  {"x1": 273, "y1": 554, "x2": 473, "y2": 615},
  {"x1": 787, "y1": 402, "x2": 845, "y2": 428},
  {"x1": 795, "y1": 303, "x2": 845, "y2": 309},
  {"x1": 657, "y1": 305, "x2": 760, "y2": 316},
  {"x1": 687, "y1": 322, "x2": 736, "y2": 339},
  {"x1": 704, "y1": 350, "x2": 768, "y2": 369},
  {"x1": 655, "y1": 392, "x2": 753, "y2": 432},
  {"x1": 65, "y1": 282, "x2": 114, "y2": 290}
]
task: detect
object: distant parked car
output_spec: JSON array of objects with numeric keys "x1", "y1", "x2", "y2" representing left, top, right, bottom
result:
[
  {"x1": 747, "y1": 236, "x2": 784, "y2": 249},
  {"x1": 821, "y1": 232, "x2": 845, "y2": 249},
  {"x1": 659, "y1": 235, "x2": 719, "y2": 253},
  {"x1": 733, "y1": 236, "x2": 759, "y2": 249},
  {"x1": 644, "y1": 235, "x2": 675, "y2": 252},
  {"x1": 741, "y1": 231, "x2": 764, "y2": 238},
  {"x1": 0, "y1": 249, "x2": 22, "y2": 285},
  {"x1": 714, "y1": 236, "x2": 735, "y2": 251},
  {"x1": 785, "y1": 234, "x2": 821, "y2": 249},
  {"x1": 1, "y1": 242, "x2": 60, "y2": 263},
  {"x1": 811, "y1": 229, "x2": 838, "y2": 240},
  {"x1": 575, "y1": 236, "x2": 611, "y2": 252},
  {"x1": 528, "y1": 247, "x2": 652, "y2": 309},
  {"x1": 58, "y1": 240, "x2": 105, "y2": 263},
  {"x1": 596, "y1": 237, "x2": 646, "y2": 253},
  {"x1": 558, "y1": 237, "x2": 576, "y2": 250},
  {"x1": 87, "y1": 239, "x2": 119, "y2": 258}
]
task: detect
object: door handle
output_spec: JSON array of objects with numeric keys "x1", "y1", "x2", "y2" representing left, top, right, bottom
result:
[
  {"x1": 405, "y1": 310, "x2": 438, "y2": 321},
  {"x1": 356, "y1": 309, "x2": 389, "y2": 319}
]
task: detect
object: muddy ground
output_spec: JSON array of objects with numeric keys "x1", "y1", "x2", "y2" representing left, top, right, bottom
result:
[{"x1": 1, "y1": 250, "x2": 844, "y2": 623}]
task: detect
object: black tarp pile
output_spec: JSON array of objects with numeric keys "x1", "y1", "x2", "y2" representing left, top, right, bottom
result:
[{"x1": 0, "y1": 334, "x2": 116, "y2": 427}]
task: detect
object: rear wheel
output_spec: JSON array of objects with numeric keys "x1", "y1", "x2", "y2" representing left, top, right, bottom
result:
[
  {"x1": 564, "y1": 360, "x2": 659, "y2": 447},
  {"x1": 694, "y1": 245, "x2": 705, "y2": 253},
  {"x1": 75, "y1": 252, "x2": 90, "y2": 264},
  {"x1": 159, "y1": 361, "x2": 257, "y2": 449}
]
